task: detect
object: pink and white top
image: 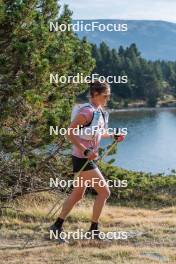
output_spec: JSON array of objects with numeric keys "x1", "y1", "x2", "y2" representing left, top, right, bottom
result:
[{"x1": 72, "y1": 105, "x2": 105, "y2": 158}]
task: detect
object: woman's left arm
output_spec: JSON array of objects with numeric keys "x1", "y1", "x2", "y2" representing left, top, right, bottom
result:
[{"x1": 101, "y1": 130, "x2": 126, "y2": 142}]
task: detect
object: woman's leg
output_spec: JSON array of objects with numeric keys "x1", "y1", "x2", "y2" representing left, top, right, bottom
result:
[
  {"x1": 71, "y1": 168, "x2": 110, "y2": 222},
  {"x1": 59, "y1": 176, "x2": 86, "y2": 219},
  {"x1": 90, "y1": 168, "x2": 110, "y2": 222},
  {"x1": 59, "y1": 167, "x2": 110, "y2": 222}
]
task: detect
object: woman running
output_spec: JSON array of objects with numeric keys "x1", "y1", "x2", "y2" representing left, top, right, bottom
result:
[{"x1": 50, "y1": 81, "x2": 125, "y2": 243}]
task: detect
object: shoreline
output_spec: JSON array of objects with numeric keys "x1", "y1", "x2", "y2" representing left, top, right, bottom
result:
[
  {"x1": 110, "y1": 164, "x2": 176, "y2": 177},
  {"x1": 107, "y1": 105, "x2": 176, "y2": 113}
]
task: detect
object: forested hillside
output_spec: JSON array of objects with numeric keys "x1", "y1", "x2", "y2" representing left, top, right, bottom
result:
[
  {"x1": 91, "y1": 42, "x2": 176, "y2": 107},
  {"x1": 75, "y1": 19, "x2": 176, "y2": 60}
]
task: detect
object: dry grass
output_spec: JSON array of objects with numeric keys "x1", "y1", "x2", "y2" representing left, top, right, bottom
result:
[
  {"x1": 0, "y1": 243, "x2": 175, "y2": 264},
  {"x1": 0, "y1": 193, "x2": 176, "y2": 264}
]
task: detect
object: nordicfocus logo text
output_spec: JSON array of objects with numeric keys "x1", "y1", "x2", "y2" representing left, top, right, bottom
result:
[
  {"x1": 49, "y1": 21, "x2": 128, "y2": 32},
  {"x1": 49, "y1": 126, "x2": 128, "y2": 137},
  {"x1": 49, "y1": 178, "x2": 128, "y2": 189},
  {"x1": 49, "y1": 73, "x2": 128, "y2": 84},
  {"x1": 50, "y1": 229, "x2": 128, "y2": 240}
]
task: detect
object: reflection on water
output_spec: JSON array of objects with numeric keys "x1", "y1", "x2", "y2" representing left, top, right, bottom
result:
[{"x1": 102, "y1": 108, "x2": 176, "y2": 175}]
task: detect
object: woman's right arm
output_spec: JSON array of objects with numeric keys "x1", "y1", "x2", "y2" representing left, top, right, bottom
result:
[
  {"x1": 66, "y1": 113, "x2": 98, "y2": 160},
  {"x1": 66, "y1": 113, "x2": 87, "y2": 154}
]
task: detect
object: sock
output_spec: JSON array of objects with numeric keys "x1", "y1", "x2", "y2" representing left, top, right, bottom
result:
[
  {"x1": 89, "y1": 221, "x2": 99, "y2": 231},
  {"x1": 54, "y1": 217, "x2": 65, "y2": 229}
]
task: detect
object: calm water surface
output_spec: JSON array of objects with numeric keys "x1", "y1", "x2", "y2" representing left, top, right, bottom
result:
[{"x1": 102, "y1": 108, "x2": 176, "y2": 175}]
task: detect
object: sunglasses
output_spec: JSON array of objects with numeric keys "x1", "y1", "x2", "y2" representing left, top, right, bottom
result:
[{"x1": 102, "y1": 93, "x2": 111, "y2": 98}]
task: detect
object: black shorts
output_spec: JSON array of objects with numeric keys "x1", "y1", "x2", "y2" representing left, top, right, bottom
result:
[{"x1": 72, "y1": 155, "x2": 98, "y2": 173}]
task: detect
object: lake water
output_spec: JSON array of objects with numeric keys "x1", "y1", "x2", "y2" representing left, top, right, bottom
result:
[{"x1": 102, "y1": 108, "x2": 176, "y2": 175}]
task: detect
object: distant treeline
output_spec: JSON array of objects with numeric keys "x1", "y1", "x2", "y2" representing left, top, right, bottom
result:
[{"x1": 91, "y1": 42, "x2": 176, "y2": 106}]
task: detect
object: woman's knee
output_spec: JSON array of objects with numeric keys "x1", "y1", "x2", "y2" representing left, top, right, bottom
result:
[
  {"x1": 72, "y1": 189, "x2": 85, "y2": 202},
  {"x1": 98, "y1": 187, "x2": 111, "y2": 199}
]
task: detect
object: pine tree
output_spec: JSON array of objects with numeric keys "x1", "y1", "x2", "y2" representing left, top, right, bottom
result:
[{"x1": 0, "y1": 0, "x2": 95, "y2": 200}]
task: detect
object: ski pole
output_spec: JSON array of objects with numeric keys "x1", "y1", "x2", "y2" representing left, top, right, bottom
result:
[
  {"x1": 22, "y1": 140, "x2": 118, "y2": 249},
  {"x1": 50, "y1": 140, "x2": 118, "y2": 219},
  {"x1": 22, "y1": 154, "x2": 94, "y2": 249}
]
